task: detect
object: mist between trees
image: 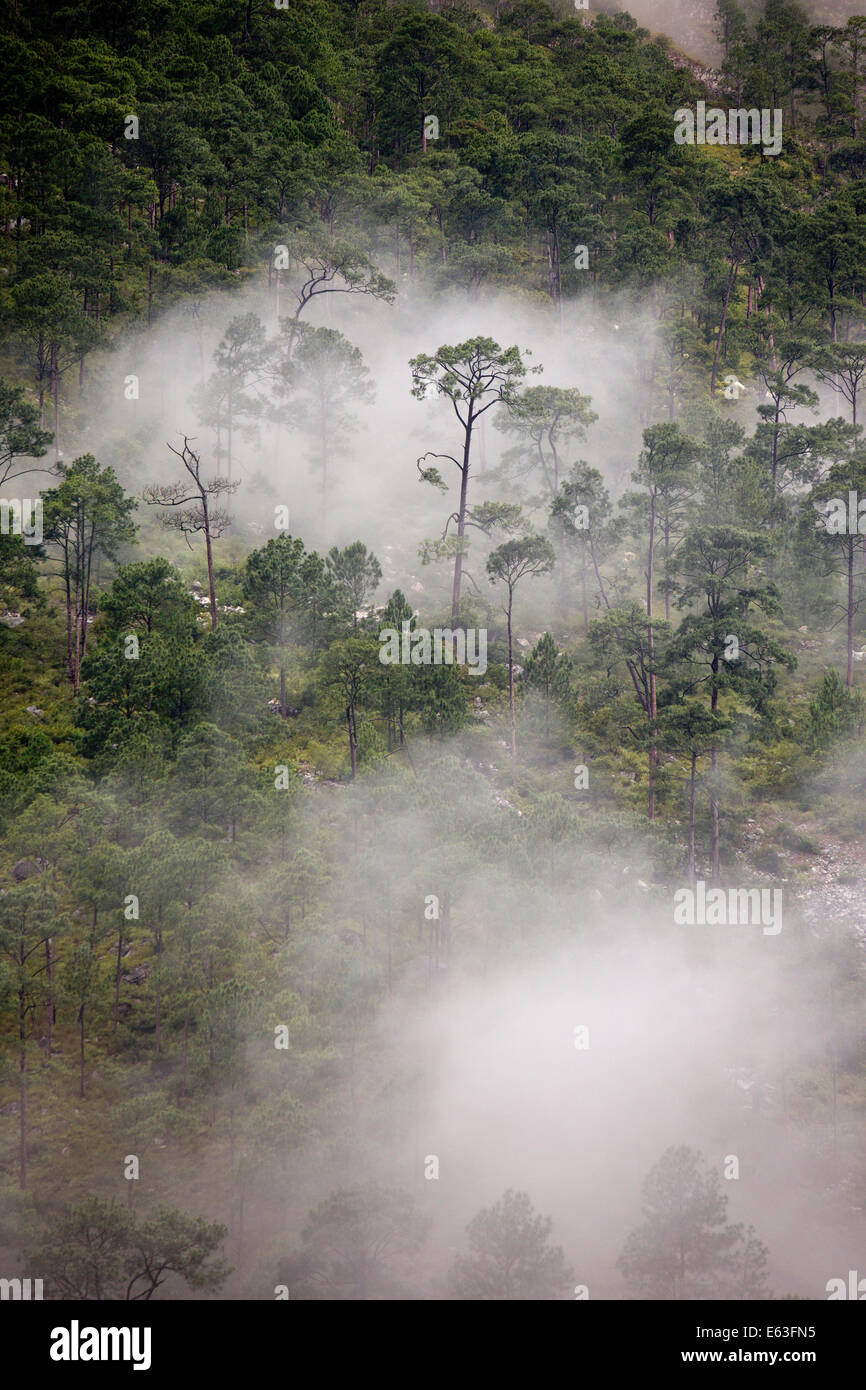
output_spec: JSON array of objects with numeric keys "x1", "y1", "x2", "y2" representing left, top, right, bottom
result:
[{"x1": 1, "y1": 0, "x2": 866, "y2": 1300}]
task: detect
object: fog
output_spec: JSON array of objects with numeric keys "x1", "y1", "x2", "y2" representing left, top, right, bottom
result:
[
  {"x1": 603, "y1": 0, "x2": 866, "y2": 64},
  {"x1": 36, "y1": 224, "x2": 863, "y2": 1302},
  {"x1": 80, "y1": 278, "x2": 646, "y2": 588},
  {"x1": 234, "y1": 743, "x2": 856, "y2": 1300},
  {"x1": 402, "y1": 924, "x2": 844, "y2": 1298}
]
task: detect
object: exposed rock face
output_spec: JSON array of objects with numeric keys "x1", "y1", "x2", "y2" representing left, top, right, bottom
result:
[
  {"x1": 121, "y1": 964, "x2": 151, "y2": 985},
  {"x1": 611, "y1": 0, "x2": 722, "y2": 67},
  {"x1": 12, "y1": 857, "x2": 49, "y2": 882},
  {"x1": 665, "y1": 49, "x2": 732, "y2": 100}
]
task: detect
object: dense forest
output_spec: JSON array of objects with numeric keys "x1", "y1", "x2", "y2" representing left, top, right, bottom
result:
[{"x1": 1, "y1": 0, "x2": 866, "y2": 1303}]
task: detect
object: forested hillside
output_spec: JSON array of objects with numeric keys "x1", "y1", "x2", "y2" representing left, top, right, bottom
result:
[{"x1": 1, "y1": 0, "x2": 866, "y2": 1303}]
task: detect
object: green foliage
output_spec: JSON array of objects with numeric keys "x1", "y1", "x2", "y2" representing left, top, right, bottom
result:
[
  {"x1": 618, "y1": 1147, "x2": 771, "y2": 1300},
  {"x1": 2, "y1": 0, "x2": 866, "y2": 1307},
  {"x1": 806, "y1": 669, "x2": 866, "y2": 750},
  {"x1": 278, "y1": 1184, "x2": 429, "y2": 1300},
  {"x1": 448, "y1": 1189, "x2": 575, "y2": 1300},
  {"x1": 24, "y1": 1196, "x2": 230, "y2": 1300},
  {"x1": 325, "y1": 541, "x2": 382, "y2": 625}
]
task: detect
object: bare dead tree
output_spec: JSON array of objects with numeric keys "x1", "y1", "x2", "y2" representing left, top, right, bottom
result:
[
  {"x1": 279, "y1": 241, "x2": 396, "y2": 361},
  {"x1": 143, "y1": 436, "x2": 237, "y2": 630}
]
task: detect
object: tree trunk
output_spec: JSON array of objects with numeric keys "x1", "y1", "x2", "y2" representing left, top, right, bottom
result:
[
  {"x1": 79, "y1": 1004, "x2": 86, "y2": 1099},
  {"x1": 347, "y1": 702, "x2": 358, "y2": 778},
  {"x1": 73, "y1": 539, "x2": 83, "y2": 695},
  {"x1": 545, "y1": 229, "x2": 556, "y2": 302},
  {"x1": 286, "y1": 315, "x2": 300, "y2": 362},
  {"x1": 51, "y1": 344, "x2": 60, "y2": 460},
  {"x1": 507, "y1": 587, "x2": 517, "y2": 781},
  {"x1": 114, "y1": 929, "x2": 123, "y2": 1030},
  {"x1": 225, "y1": 394, "x2": 233, "y2": 533},
  {"x1": 80, "y1": 520, "x2": 97, "y2": 667},
  {"x1": 688, "y1": 750, "x2": 697, "y2": 885},
  {"x1": 45, "y1": 935, "x2": 54, "y2": 1058},
  {"x1": 19, "y1": 999, "x2": 27, "y2": 1189},
  {"x1": 451, "y1": 415, "x2": 474, "y2": 622},
  {"x1": 647, "y1": 492, "x2": 657, "y2": 820},
  {"x1": 204, "y1": 514, "x2": 218, "y2": 631},
  {"x1": 710, "y1": 257, "x2": 739, "y2": 397},
  {"x1": 771, "y1": 401, "x2": 781, "y2": 501},
  {"x1": 181, "y1": 1015, "x2": 189, "y2": 1097},
  {"x1": 848, "y1": 535, "x2": 855, "y2": 688},
  {"x1": 664, "y1": 515, "x2": 671, "y2": 621}
]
